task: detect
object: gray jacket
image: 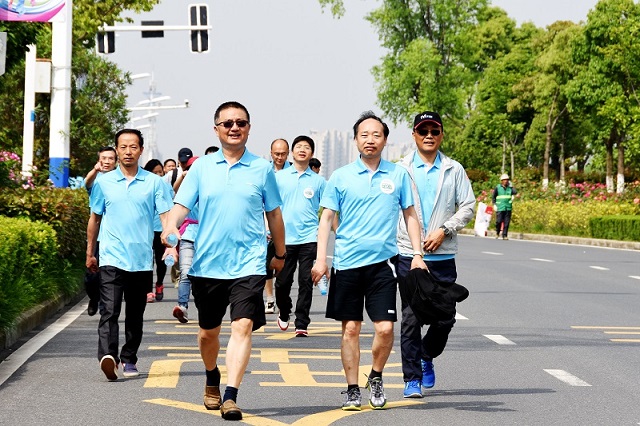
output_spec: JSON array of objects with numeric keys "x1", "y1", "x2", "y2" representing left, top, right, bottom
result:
[{"x1": 397, "y1": 150, "x2": 476, "y2": 255}]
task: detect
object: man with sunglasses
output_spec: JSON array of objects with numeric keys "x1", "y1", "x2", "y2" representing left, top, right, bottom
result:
[
  {"x1": 395, "y1": 111, "x2": 476, "y2": 398},
  {"x1": 161, "y1": 101, "x2": 285, "y2": 421}
]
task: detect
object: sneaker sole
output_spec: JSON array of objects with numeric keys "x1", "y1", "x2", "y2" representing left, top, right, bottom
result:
[
  {"x1": 100, "y1": 356, "x2": 118, "y2": 381},
  {"x1": 403, "y1": 392, "x2": 423, "y2": 398},
  {"x1": 123, "y1": 371, "x2": 140, "y2": 378},
  {"x1": 341, "y1": 405, "x2": 361, "y2": 411},
  {"x1": 173, "y1": 308, "x2": 188, "y2": 324}
]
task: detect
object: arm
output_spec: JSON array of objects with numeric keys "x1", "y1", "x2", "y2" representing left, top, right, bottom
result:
[
  {"x1": 161, "y1": 204, "x2": 190, "y2": 246},
  {"x1": 265, "y1": 207, "x2": 286, "y2": 274},
  {"x1": 84, "y1": 162, "x2": 101, "y2": 189},
  {"x1": 311, "y1": 208, "x2": 335, "y2": 283},
  {"x1": 172, "y1": 170, "x2": 188, "y2": 193},
  {"x1": 402, "y1": 206, "x2": 428, "y2": 270},
  {"x1": 86, "y1": 212, "x2": 102, "y2": 272}
]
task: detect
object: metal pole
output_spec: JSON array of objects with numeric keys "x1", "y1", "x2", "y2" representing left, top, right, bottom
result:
[
  {"x1": 48, "y1": 0, "x2": 73, "y2": 187},
  {"x1": 22, "y1": 44, "x2": 36, "y2": 177}
]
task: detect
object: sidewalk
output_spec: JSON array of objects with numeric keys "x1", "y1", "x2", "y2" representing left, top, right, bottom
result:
[{"x1": 2, "y1": 231, "x2": 638, "y2": 355}]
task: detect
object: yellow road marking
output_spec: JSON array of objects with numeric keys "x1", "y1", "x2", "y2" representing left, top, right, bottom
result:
[
  {"x1": 144, "y1": 359, "x2": 227, "y2": 388},
  {"x1": 145, "y1": 398, "x2": 423, "y2": 425},
  {"x1": 610, "y1": 339, "x2": 640, "y2": 342},
  {"x1": 571, "y1": 326, "x2": 640, "y2": 330},
  {"x1": 604, "y1": 331, "x2": 640, "y2": 335}
]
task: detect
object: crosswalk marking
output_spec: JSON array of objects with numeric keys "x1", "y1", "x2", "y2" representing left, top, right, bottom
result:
[
  {"x1": 589, "y1": 266, "x2": 609, "y2": 271},
  {"x1": 544, "y1": 369, "x2": 591, "y2": 386},
  {"x1": 531, "y1": 258, "x2": 554, "y2": 262},
  {"x1": 483, "y1": 334, "x2": 516, "y2": 345}
]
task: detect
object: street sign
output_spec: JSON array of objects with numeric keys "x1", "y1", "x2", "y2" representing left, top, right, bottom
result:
[
  {"x1": 96, "y1": 31, "x2": 115, "y2": 54},
  {"x1": 142, "y1": 20, "x2": 164, "y2": 38},
  {"x1": 0, "y1": 32, "x2": 7, "y2": 76}
]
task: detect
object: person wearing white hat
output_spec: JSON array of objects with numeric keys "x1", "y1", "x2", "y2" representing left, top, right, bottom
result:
[{"x1": 492, "y1": 173, "x2": 518, "y2": 240}]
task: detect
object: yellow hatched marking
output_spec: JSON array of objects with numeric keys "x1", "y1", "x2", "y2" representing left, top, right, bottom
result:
[
  {"x1": 604, "y1": 331, "x2": 640, "y2": 335},
  {"x1": 144, "y1": 359, "x2": 227, "y2": 388},
  {"x1": 145, "y1": 398, "x2": 422, "y2": 425},
  {"x1": 610, "y1": 339, "x2": 640, "y2": 342}
]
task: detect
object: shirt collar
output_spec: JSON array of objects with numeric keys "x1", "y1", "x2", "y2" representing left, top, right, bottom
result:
[
  {"x1": 115, "y1": 165, "x2": 145, "y2": 181},
  {"x1": 355, "y1": 156, "x2": 389, "y2": 174}
]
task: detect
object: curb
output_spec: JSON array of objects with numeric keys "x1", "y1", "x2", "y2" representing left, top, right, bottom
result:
[
  {"x1": 0, "y1": 289, "x2": 86, "y2": 352},
  {"x1": 459, "y1": 229, "x2": 640, "y2": 250}
]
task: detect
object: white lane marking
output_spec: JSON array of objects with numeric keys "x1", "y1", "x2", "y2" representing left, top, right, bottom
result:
[
  {"x1": 544, "y1": 369, "x2": 591, "y2": 386},
  {"x1": 455, "y1": 313, "x2": 468, "y2": 320},
  {"x1": 531, "y1": 258, "x2": 554, "y2": 262},
  {"x1": 484, "y1": 334, "x2": 516, "y2": 345},
  {"x1": 0, "y1": 300, "x2": 86, "y2": 387},
  {"x1": 630, "y1": 276, "x2": 640, "y2": 280},
  {"x1": 589, "y1": 266, "x2": 609, "y2": 271},
  {"x1": 481, "y1": 251, "x2": 503, "y2": 256}
]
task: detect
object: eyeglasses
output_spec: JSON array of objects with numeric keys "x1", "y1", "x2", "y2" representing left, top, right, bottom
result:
[
  {"x1": 416, "y1": 128, "x2": 441, "y2": 137},
  {"x1": 216, "y1": 119, "x2": 249, "y2": 129}
]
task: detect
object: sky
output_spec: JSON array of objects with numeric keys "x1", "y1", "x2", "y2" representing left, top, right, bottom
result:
[{"x1": 109, "y1": 0, "x2": 599, "y2": 162}]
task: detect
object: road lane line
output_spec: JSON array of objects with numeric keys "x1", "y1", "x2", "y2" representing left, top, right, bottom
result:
[
  {"x1": 483, "y1": 335, "x2": 516, "y2": 345},
  {"x1": 630, "y1": 276, "x2": 640, "y2": 280},
  {"x1": 531, "y1": 258, "x2": 554, "y2": 262},
  {"x1": 481, "y1": 251, "x2": 503, "y2": 256},
  {"x1": 544, "y1": 369, "x2": 591, "y2": 386},
  {"x1": 589, "y1": 266, "x2": 609, "y2": 271},
  {"x1": 572, "y1": 326, "x2": 640, "y2": 330},
  {"x1": 455, "y1": 313, "x2": 468, "y2": 320},
  {"x1": 0, "y1": 300, "x2": 86, "y2": 387}
]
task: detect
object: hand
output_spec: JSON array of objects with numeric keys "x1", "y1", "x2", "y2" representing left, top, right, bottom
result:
[
  {"x1": 162, "y1": 247, "x2": 178, "y2": 262},
  {"x1": 311, "y1": 260, "x2": 329, "y2": 284},
  {"x1": 269, "y1": 257, "x2": 285, "y2": 275},
  {"x1": 161, "y1": 228, "x2": 181, "y2": 247},
  {"x1": 410, "y1": 255, "x2": 428, "y2": 271},
  {"x1": 86, "y1": 255, "x2": 98, "y2": 273},
  {"x1": 422, "y1": 229, "x2": 445, "y2": 253},
  {"x1": 94, "y1": 161, "x2": 102, "y2": 172}
]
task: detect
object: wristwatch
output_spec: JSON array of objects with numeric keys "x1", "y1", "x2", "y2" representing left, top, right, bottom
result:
[
  {"x1": 439, "y1": 225, "x2": 452, "y2": 237},
  {"x1": 274, "y1": 252, "x2": 287, "y2": 260}
]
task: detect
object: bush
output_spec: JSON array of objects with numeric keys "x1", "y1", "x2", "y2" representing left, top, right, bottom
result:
[
  {"x1": 590, "y1": 216, "x2": 640, "y2": 241},
  {"x1": 0, "y1": 217, "x2": 82, "y2": 329},
  {"x1": 0, "y1": 188, "x2": 90, "y2": 261}
]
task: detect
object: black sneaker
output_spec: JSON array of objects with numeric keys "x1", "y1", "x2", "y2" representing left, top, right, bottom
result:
[{"x1": 341, "y1": 387, "x2": 362, "y2": 411}]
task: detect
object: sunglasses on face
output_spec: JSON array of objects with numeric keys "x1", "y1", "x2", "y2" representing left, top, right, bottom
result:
[
  {"x1": 216, "y1": 119, "x2": 249, "y2": 129},
  {"x1": 416, "y1": 128, "x2": 441, "y2": 137}
]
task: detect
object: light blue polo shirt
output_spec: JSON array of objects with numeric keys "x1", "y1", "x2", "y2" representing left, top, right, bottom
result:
[
  {"x1": 321, "y1": 157, "x2": 414, "y2": 270},
  {"x1": 152, "y1": 180, "x2": 175, "y2": 232},
  {"x1": 174, "y1": 149, "x2": 282, "y2": 279},
  {"x1": 276, "y1": 166, "x2": 326, "y2": 245},
  {"x1": 90, "y1": 166, "x2": 173, "y2": 272},
  {"x1": 181, "y1": 203, "x2": 199, "y2": 242}
]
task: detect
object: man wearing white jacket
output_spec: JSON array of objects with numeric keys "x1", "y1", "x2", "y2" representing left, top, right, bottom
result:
[{"x1": 395, "y1": 111, "x2": 476, "y2": 398}]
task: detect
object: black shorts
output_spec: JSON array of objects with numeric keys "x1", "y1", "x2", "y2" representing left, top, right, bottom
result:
[
  {"x1": 326, "y1": 260, "x2": 397, "y2": 322},
  {"x1": 189, "y1": 275, "x2": 267, "y2": 331}
]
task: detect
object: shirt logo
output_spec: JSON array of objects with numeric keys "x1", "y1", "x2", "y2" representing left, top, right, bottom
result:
[
  {"x1": 303, "y1": 187, "x2": 314, "y2": 199},
  {"x1": 380, "y1": 179, "x2": 395, "y2": 194}
]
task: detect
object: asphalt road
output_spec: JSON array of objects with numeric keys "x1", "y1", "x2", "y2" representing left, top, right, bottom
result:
[{"x1": 1, "y1": 236, "x2": 639, "y2": 425}]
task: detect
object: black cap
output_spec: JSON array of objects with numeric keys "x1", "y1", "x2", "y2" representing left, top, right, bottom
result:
[
  {"x1": 178, "y1": 148, "x2": 193, "y2": 163},
  {"x1": 413, "y1": 111, "x2": 443, "y2": 130}
]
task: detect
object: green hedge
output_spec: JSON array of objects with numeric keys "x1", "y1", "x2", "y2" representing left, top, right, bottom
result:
[
  {"x1": 0, "y1": 188, "x2": 90, "y2": 261},
  {"x1": 0, "y1": 217, "x2": 82, "y2": 329},
  {"x1": 590, "y1": 215, "x2": 640, "y2": 241}
]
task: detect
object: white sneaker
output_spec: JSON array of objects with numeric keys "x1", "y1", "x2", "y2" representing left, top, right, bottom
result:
[
  {"x1": 265, "y1": 301, "x2": 276, "y2": 314},
  {"x1": 277, "y1": 315, "x2": 289, "y2": 331},
  {"x1": 173, "y1": 305, "x2": 188, "y2": 323}
]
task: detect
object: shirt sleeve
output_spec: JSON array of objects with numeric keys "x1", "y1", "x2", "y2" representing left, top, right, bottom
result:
[
  {"x1": 173, "y1": 162, "x2": 199, "y2": 211},
  {"x1": 398, "y1": 168, "x2": 414, "y2": 210},
  {"x1": 320, "y1": 174, "x2": 340, "y2": 212},
  {"x1": 263, "y1": 167, "x2": 282, "y2": 213},
  {"x1": 89, "y1": 180, "x2": 105, "y2": 215}
]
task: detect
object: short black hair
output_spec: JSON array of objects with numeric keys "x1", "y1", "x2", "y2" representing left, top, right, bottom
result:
[
  {"x1": 98, "y1": 146, "x2": 116, "y2": 155},
  {"x1": 114, "y1": 128, "x2": 144, "y2": 147},
  {"x1": 309, "y1": 158, "x2": 321, "y2": 169},
  {"x1": 163, "y1": 158, "x2": 176, "y2": 167},
  {"x1": 143, "y1": 159, "x2": 163, "y2": 172},
  {"x1": 292, "y1": 135, "x2": 315, "y2": 154},
  {"x1": 352, "y1": 111, "x2": 389, "y2": 138},
  {"x1": 214, "y1": 101, "x2": 250, "y2": 124},
  {"x1": 205, "y1": 146, "x2": 219, "y2": 155}
]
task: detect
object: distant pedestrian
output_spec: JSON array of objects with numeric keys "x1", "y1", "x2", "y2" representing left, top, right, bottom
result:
[
  {"x1": 205, "y1": 145, "x2": 220, "y2": 155},
  {"x1": 312, "y1": 111, "x2": 426, "y2": 411},
  {"x1": 309, "y1": 157, "x2": 321, "y2": 174},
  {"x1": 492, "y1": 173, "x2": 517, "y2": 240},
  {"x1": 83, "y1": 146, "x2": 117, "y2": 316},
  {"x1": 162, "y1": 101, "x2": 285, "y2": 421},
  {"x1": 143, "y1": 159, "x2": 174, "y2": 303},
  {"x1": 163, "y1": 158, "x2": 177, "y2": 175},
  {"x1": 274, "y1": 135, "x2": 326, "y2": 337},
  {"x1": 394, "y1": 111, "x2": 475, "y2": 399},
  {"x1": 264, "y1": 138, "x2": 291, "y2": 314},
  {"x1": 86, "y1": 129, "x2": 173, "y2": 381}
]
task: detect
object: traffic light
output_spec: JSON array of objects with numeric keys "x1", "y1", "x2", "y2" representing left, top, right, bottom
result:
[
  {"x1": 189, "y1": 3, "x2": 209, "y2": 53},
  {"x1": 96, "y1": 31, "x2": 115, "y2": 54}
]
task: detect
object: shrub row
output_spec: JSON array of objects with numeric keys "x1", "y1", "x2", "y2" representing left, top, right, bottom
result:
[
  {"x1": 0, "y1": 216, "x2": 82, "y2": 329},
  {"x1": 590, "y1": 216, "x2": 640, "y2": 241}
]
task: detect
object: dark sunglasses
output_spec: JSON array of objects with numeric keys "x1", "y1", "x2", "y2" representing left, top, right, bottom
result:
[
  {"x1": 216, "y1": 119, "x2": 249, "y2": 129},
  {"x1": 416, "y1": 128, "x2": 441, "y2": 137}
]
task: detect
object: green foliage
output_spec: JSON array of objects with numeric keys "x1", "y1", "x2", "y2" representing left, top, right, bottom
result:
[
  {"x1": 0, "y1": 188, "x2": 90, "y2": 261},
  {"x1": 590, "y1": 215, "x2": 640, "y2": 241},
  {"x1": 0, "y1": 216, "x2": 81, "y2": 330}
]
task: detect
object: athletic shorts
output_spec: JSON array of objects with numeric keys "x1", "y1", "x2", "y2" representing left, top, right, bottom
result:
[
  {"x1": 325, "y1": 259, "x2": 397, "y2": 322},
  {"x1": 189, "y1": 274, "x2": 267, "y2": 331}
]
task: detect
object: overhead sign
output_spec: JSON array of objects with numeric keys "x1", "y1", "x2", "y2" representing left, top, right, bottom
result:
[{"x1": 0, "y1": 0, "x2": 66, "y2": 22}]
